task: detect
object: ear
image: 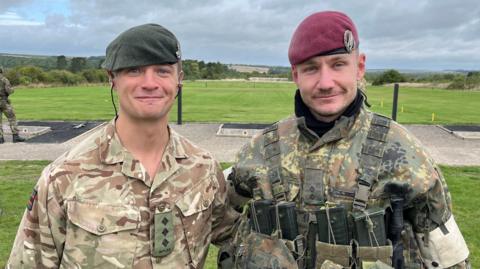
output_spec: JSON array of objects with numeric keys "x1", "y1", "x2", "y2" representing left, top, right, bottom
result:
[
  {"x1": 178, "y1": 70, "x2": 184, "y2": 88},
  {"x1": 356, "y1": 53, "x2": 366, "y2": 80},
  {"x1": 107, "y1": 71, "x2": 115, "y2": 88},
  {"x1": 291, "y1": 65, "x2": 299, "y2": 84}
]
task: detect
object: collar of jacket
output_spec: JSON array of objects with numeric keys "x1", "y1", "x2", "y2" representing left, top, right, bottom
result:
[
  {"x1": 296, "y1": 105, "x2": 368, "y2": 150},
  {"x1": 98, "y1": 119, "x2": 188, "y2": 165}
]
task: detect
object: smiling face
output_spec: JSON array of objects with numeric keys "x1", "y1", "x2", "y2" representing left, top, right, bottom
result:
[
  {"x1": 292, "y1": 51, "x2": 366, "y2": 122},
  {"x1": 112, "y1": 64, "x2": 183, "y2": 123}
]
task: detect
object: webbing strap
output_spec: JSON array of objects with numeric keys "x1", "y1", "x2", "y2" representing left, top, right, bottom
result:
[
  {"x1": 353, "y1": 114, "x2": 391, "y2": 211},
  {"x1": 263, "y1": 124, "x2": 288, "y2": 201}
]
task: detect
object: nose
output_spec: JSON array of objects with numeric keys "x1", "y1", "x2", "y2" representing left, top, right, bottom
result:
[
  {"x1": 140, "y1": 69, "x2": 159, "y2": 90},
  {"x1": 315, "y1": 67, "x2": 335, "y2": 90}
]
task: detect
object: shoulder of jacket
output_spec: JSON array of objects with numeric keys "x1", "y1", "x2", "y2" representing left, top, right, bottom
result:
[{"x1": 171, "y1": 128, "x2": 216, "y2": 164}]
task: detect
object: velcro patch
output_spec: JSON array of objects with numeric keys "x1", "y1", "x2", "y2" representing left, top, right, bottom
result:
[{"x1": 27, "y1": 189, "x2": 38, "y2": 211}]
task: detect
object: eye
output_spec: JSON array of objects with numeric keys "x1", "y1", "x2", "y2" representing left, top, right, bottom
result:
[
  {"x1": 333, "y1": 61, "x2": 346, "y2": 68},
  {"x1": 302, "y1": 65, "x2": 318, "y2": 73},
  {"x1": 125, "y1": 67, "x2": 141, "y2": 76},
  {"x1": 155, "y1": 66, "x2": 174, "y2": 77}
]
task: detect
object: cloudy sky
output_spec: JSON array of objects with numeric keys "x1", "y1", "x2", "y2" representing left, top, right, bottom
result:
[{"x1": 0, "y1": 0, "x2": 479, "y2": 71}]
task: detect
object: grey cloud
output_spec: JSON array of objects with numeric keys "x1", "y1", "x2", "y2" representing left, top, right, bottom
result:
[
  {"x1": 0, "y1": 0, "x2": 31, "y2": 13},
  {"x1": 1, "y1": 0, "x2": 479, "y2": 69}
]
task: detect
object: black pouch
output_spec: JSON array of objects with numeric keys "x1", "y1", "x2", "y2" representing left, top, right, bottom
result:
[
  {"x1": 315, "y1": 205, "x2": 350, "y2": 245},
  {"x1": 270, "y1": 201, "x2": 299, "y2": 240},
  {"x1": 352, "y1": 207, "x2": 387, "y2": 246},
  {"x1": 250, "y1": 199, "x2": 275, "y2": 235}
]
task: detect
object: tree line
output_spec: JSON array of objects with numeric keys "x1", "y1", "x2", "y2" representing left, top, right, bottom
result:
[
  {"x1": 366, "y1": 69, "x2": 480, "y2": 90},
  {"x1": 1, "y1": 54, "x2": 478, "y2": 89},
  {"x1": 0, "y1": 55, "x2": 289, "y2": 86}
]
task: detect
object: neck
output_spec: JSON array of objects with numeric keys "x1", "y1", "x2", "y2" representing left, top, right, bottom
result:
[
  {"x1": 295, "y1": 89, "x2": 363, "y2": 137},
  {"x1": 310, "y1": 111, "x2": 340, "y2": 123},
  {"x1": 116, "y1": 115, "x2": 170, "y2": 177}
]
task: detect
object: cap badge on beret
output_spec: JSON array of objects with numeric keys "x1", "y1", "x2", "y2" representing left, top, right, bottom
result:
[
  {"x1": 344, "y1": 30, "x2": 355, "y2": 53},
  {"x1": 176, "y1": 43, "x2": 181, "y2": 59}
]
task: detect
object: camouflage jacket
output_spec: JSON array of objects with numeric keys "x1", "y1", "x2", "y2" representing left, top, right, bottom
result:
[
  {"x1": 230, "y1": 106, "x2": 469, "y2": 268},
  {"x1": 7, "y1": 120, "x2": 239, "y2": 269},
  {"x1": 0, "y1": 74, "x2": 13, "y2": 99}
]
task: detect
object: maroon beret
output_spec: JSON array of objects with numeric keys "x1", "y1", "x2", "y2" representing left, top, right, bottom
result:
[{"x1": 288, "y1": 11, "x2": 359, "y2": 65}]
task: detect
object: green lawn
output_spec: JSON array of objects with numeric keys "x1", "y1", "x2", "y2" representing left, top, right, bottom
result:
[
  {"x1": 9, "y1": 81, "x2": 480, "y2": 124},
  {"x1": 0, "y1": 161, "x2": 478, "y2": 267}
]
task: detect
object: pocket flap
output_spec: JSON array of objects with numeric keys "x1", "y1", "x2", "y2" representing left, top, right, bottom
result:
[
  {"x1": 175, "y1": 179, "x2": 215, "y2": 217},
  {"x1": 67, "y1": 200, "x2": 139, "y2": 235}
]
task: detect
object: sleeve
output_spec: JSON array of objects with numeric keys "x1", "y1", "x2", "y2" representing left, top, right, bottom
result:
[
  {"x1": 227, "y1": 135, "x2": 269, "y2": 207},
  {"x1": 2, "y1": 77, "x2": 13, "y2": 95},
  {"x1": 7, "y1": 165, "x2": 66, "y2": 269},
  {"x1": 380, "y1": 124, "x2": 469, "y2": 268},
  {"x1": 210, "y1": 160, "x2": 241, "y2": 246}
]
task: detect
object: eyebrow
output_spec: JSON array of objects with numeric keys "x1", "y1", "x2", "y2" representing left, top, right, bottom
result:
[
  {"x1": 327, "y1": 55, "x2": 349, "y2": 62},
  {"x1": 301, "y1": 54, "x2": 349, "y2": 66}
]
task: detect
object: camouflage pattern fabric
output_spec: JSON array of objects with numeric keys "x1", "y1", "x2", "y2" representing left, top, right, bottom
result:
[
  {"x1": 0, "y1": 74, "x2": 20, "y2": 136},
  {"x1": 234, "y1": 232, "x2": 298, "y2": 269},
  {"x1": 7, "y1": 119, "x2": 240, "y2": 268},
  {"x1": 230, "y1": 105, "x2": 468, "y2": 268}
]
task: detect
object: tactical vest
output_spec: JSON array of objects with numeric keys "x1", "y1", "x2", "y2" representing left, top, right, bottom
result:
[{"x1": 220, "y1": 113, "x2": 419, "y2": 269}]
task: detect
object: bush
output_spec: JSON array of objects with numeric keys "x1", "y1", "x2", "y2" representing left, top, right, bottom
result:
[
  {"x1": 4, "y1": 66, "x2": 47, "y2": 86},
  {"x1": 372, "y1": 69, "x2": 407, "y2": 85},
  {"x1": 81, "y1": 69, "x2": 108, "y2": 83},
  {"x1": 46, "y1": 70, "x2": 86, "y2": 85},
  {"x1": 447, "y1": 77, "x2": 467, "y2": 90}
]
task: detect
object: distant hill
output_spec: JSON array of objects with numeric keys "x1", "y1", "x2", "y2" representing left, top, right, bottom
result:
[
  {"x1": 2, "y1": 52, "x2": 474, "y2": 76},
  {"x1": 227, "y1": 64, "x2": 269, "y2": 73},
  {"x1": 0, "y1": 53, "x2": 103, "y2": 70}
]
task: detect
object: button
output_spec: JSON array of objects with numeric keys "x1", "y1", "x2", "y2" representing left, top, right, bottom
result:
[
  {"x1": 97, "y1": 224, "x2": 106, "y2": 233},
  {"x1": 158, "y1": 203, "x2": 166, "y2": 212},
  {"x1": 203, "y1": 199, "x2": 209, "y2": 208}
]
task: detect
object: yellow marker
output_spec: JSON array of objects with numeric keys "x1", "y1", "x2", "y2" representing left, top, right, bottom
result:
[
  {"x1": 401, "y1": 105, "x2": 404, "y2": 113},
  {"x1": 432, "y1": 113, "x2": 435, "y2": 122},
  {"x1": 381, "y1": 99, "x2": 384, "y2": 108}
]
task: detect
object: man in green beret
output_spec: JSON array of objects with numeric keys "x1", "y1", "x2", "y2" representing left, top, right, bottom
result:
[
  {"x1": 8, "y1": 23, "x2": 239, "y2": 269},
  {"x1": 220, "y1": 11, "x2": 470, "y2": 269}
]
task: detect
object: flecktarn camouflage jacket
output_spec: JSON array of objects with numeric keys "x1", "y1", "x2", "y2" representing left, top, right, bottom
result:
[{"x1": 229, "y1": 106, "x2": 469, "y2": 268}]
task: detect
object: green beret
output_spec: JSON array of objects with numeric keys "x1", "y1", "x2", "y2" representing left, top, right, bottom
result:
[{"x1": 102, "y1": 23, "x2": 181, "y2": 71}]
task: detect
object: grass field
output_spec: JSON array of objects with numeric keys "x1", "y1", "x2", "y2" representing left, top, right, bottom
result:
[
  {"x1": 9, "y1": 81, "x2": 480, "y2": 124},
  {"x1": 2, "y1": 82, "x2": 479, "y2": 267},
  {"x1": 0, "y1": 161, "x2": 478, "y2": 267}
]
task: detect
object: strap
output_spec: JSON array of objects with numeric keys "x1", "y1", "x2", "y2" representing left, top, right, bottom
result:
[
  {"x1": 263, "y1": 124, "x2": 288, "y2": 202},
  {"x1": 353, "y1": 114, "x2": 391, "y2": 211}
]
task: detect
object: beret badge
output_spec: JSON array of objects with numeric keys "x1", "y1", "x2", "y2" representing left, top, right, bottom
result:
[
  {"x1": 344, "y1": 30, "x2": 355, "y2": 53},
  {"x1": 176, "y1": 43, "x2": 181, "y2": 59}
]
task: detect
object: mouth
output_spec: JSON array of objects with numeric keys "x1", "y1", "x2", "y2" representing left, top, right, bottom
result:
[
  {"x1": 313, "y1": 93, "x2": 340, "y2": 99},
  {"x1": 135, "y1": 96, "x2": 164, "y2": 100}
]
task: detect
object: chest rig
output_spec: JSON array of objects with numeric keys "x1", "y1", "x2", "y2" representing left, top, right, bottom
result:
[{"x1": 253, "y1": 113, "x2": 393, "y2": 269}]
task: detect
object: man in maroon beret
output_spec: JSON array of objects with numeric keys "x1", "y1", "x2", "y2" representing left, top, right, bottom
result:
[{"x1": 221, "y1": 11, "x2": 470, "y2": 269}]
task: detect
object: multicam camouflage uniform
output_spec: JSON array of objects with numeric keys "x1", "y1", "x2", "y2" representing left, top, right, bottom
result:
[
  {"x1": 228, "y1": 105, "x2": 469, "y2": 268},
  {"x1": 0, "y1": 73, "x2": 21, "y2": 137},
  {"x1": 8, "y1": 120, "x2": 239, "y2": 269}
]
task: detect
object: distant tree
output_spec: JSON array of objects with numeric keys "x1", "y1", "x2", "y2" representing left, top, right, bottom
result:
[
  {"x1": 56, "y1": 55, "x2": 68, "y2": 70},
  {"x1": 81, "y1": 69, "x2": 108, "y2": 83},
  {"x1": 372, "y1": 69, "x2": 407, "y2": 85},
  {"x1": 4, "y1": 66, "x2": 48, "y2": 85},
  {"x1": 70, "y1": 57, "x2": 87, "y2": 73},
  {"x1": 98, "y1": 58, "x2": 105, "y2": 69},
  {"x1": 47, "y1": 70, "x2": 85, "y2": 85}
]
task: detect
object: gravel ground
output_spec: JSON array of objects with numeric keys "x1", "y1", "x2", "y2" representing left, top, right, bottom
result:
[{"x1": 1, "y1": 122, "x2": 479, "y2": 166}]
